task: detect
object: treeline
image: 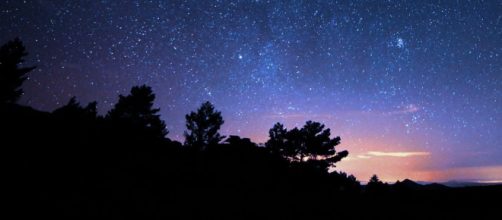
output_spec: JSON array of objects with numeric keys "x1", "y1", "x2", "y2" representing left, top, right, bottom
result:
[
  {"x1": 2, "y1": 39, "x2": 500, "y2": 219},
  {"x1": 0, "y1": 39, "x2": 348, "y2": 172},
  {"x1": 1, "y1": 38, "x2": 352, "y2": 177},
  {"x1": 1, "y1": 38, "x2": 362, "y2": 218},
  {"x1": 1, "y1": 38, "x2": 351, "y2": 172}
]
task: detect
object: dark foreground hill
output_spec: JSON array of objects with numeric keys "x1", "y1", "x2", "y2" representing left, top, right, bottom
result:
[{"x1": 2, "y1": 104, "x2": 501, "y2": 219}]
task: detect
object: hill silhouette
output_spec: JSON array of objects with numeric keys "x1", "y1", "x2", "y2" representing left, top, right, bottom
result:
[
  {"x1": 2, "y1": 39, "x2": 501, "y2": 219},
  {"x1": 394, "y1": 179, "x2": 423, "y2": 190}
]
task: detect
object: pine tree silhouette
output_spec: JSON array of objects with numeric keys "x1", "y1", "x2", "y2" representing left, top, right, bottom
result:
[
  {"x1": 184, "y1": 101, "x2": 224, "y2": 150},
  {"x1": 369, "y1": 174, "x2": 381, "y2": 185},
  {"x1": 0, "y1": 38, "x2": 35, "y2": 104},
  {"x1": 107, "y1": 85, "x2": 167, "y2": 139},
  {"x1": 366, "y1": 174, "x2": 387, "y2": 193}
]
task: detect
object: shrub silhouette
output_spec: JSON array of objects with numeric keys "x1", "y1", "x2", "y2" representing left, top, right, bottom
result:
[
  {"x1": 0, "y1": 38, "x2": 35, "y2": 104},
  {"x1": 53, "y1": 96, "x2": 98, "y2": 120}
]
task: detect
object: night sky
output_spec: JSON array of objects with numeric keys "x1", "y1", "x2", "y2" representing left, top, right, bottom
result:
[{"x1": 1, "y1": 0, "x2": 501, "y2": 182}]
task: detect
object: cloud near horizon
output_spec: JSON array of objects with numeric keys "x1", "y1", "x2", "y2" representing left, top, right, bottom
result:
[
  {"x1": 366, "y1": 151, "x2": 431, "y2": 158},
  {"x1": 345, "y1": 151, "x2": 431, "y2": 161}
]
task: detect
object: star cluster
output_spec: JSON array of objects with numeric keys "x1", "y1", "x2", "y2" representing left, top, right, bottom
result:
[{"x1": 1, "y1": 0, "x2": 501, "y2": 182}]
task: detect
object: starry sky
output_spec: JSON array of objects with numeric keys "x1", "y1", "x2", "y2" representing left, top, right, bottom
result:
[{"x1": 1, "y1": 0, "x2": 501, "y2": 182}]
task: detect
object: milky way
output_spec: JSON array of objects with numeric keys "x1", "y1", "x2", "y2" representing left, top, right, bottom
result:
[{"x1": 1, "y1": 0, "x2": 501, "y2": 182}]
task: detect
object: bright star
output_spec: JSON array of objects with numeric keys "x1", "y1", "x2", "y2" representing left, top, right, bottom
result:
[{"x1": 396, "y1": 38, "x2": 404, "y2": 48}]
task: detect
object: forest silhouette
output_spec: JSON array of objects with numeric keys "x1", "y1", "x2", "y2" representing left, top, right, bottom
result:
[{"x1": 2, "y1": 39, "x2": 500, "y2": 219}]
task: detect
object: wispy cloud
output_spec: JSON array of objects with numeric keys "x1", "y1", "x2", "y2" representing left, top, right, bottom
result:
[
  {"x1": 262, "y1": 104, "x2": 421, "y2": 120},
  {"x1": 475, "y1": 180, "x2": 502, "y2": 184},
  {"x1": 367, "y1": 151, "x2": 430, "y2": 158},
  {"x1": 385, "y1": 104, "x2": 420, "y2": 115},
  {"x1": 357, "y1": 155, "x2": 372, "y2": 159},
  {"x1": 263, "y1": 113, "x2": 335, "y2": 119}
]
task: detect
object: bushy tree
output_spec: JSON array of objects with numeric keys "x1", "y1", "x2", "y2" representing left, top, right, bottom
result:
[
  {"x1": 184, "y1": 101, "x2": 224, "y2": 150},
  {"x1": 266, "y1": 122, "x2": 288, "y2": 155},
  {"x1": 302, "y1": 121, "x2": 335, "y2": 159},
  {"x1": 107, "y1": 85, "x2": 167, "y2": 139},
  {"x1": 265, "y1": 120, "x2": 348, "y2": 172},
  {"x1": 283, "y1": 127, "x2": 304, "y2": 161},
  {"x1": 0, "y1": 38, "x2": 35, "y2": 104}
]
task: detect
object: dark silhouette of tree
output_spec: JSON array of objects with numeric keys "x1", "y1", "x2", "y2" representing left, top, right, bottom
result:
[
  {"x1": 184, "y1": 101, "x2": 224, "y2": 150},
  {"x1": 301, "y1": 121, "x2": 347, "y2": 170},
  {"x1": 53, "y1": 97, "x2": 98, "y2": 120},
  {"x1": 366, "y1": 174, "x2": 387, "y2": 193},
  {"x1": 51, "y1": 97, "x2": 100, "y2": 147},
  {"x1": 0, "y1": 38, "x2": 35, "y2": 104},
  {"x1": 225, "y1": 135, "x2": 255, "y2": 147},
  {"x1": 266, "y1": 122, "x2": 288, "y2": 155},
  {"x1": 368, "y1": 174, "x2": 382, "y2": 185},
  {"x1": 107, "y1": 85, "x2": 167, "y2": 139},
  {"x1": 329, "y1": 171, "x2": 361, "y2": 192},
  {"x1": 284, "y1": 127, "x2": 304, "y2": 161},
  {"x1": 266, "y1": 120, "x2": 348, "y2": 172}
]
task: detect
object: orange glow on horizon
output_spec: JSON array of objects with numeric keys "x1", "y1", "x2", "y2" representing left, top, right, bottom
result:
[{"x1": 219, "y1": 111, "x2": 501, "y2": 184}]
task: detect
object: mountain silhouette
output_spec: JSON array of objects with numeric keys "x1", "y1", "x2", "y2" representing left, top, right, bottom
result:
[
  {"x1": 423, "y1": 183, "x2": 451, "y2": 190},
  {"x1": 393, "y1": 179, "x2": 451, "y2": 191}
]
